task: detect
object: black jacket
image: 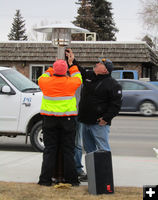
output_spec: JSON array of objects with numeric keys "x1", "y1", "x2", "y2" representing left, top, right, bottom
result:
[{"x1": 77, "y1": 66, "x2": 122, "y2": 125}]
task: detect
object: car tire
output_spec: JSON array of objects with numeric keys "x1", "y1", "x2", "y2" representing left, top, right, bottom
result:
[
  {"x1": 30, "y1": 120, "x2": 44, "y2": 152},
  {"x1": 139, "y1": 101, "x2": 156, "y2": 116}
]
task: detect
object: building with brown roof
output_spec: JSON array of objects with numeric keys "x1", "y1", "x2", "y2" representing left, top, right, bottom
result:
[{"x1": 0, "y1": 41, "x2": 158, "y2": 83}]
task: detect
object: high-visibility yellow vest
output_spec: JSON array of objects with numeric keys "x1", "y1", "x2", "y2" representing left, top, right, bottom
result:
[{"x1": 38, "y1": 65, "x2": 82, "y2": 117}]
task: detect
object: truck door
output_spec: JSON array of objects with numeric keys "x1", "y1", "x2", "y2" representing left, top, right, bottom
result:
[{"x1": 0, "y1": 76, "x2": 21, "y2": 132}]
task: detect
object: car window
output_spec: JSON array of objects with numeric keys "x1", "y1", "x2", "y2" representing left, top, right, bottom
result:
[
  {"x1": 111, "y1": 71, "x2": 121, "y2": 79},
  {"x1": 119, "y1": 81, "x2": 149, "y2": 90}
]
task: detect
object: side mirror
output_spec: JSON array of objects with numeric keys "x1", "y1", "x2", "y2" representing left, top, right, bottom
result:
[{"x1": 1, "y1": 85, "x2": 16, "y2": 95}]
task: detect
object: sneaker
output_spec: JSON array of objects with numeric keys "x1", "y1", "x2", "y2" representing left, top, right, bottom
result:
[
  {"x1": 78, "y1": 171, "x2": 88, "y2": 182},
  {"x1": 79, "y1": 174, "x2": 88, "y2": 182},
  {"x1": 77, "y1": 170, "x2": 86, "y2": 177}
]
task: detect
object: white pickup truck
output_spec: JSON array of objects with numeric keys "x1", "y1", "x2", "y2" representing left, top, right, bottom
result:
[{"x1": 0, "y1": 66, "x2": 44, "y2": 151}]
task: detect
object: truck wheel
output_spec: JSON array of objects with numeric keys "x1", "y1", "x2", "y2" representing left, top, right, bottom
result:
[
  {"x1": 30, "y1": 121, "x2": 44, "y2": 152},
  {"x1": 139, "y1": 101, "x2": 156, "y2": 116}
]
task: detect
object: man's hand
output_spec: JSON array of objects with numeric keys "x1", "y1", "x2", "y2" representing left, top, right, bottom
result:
[
  {"x1": 65, "y1": 48, "x2": 74, "y2": 66},
  {"x1": 97, "y1": 118, "x2": 107, "y2": 126}
]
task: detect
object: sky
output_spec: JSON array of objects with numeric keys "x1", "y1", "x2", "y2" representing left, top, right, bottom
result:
[{"x1": 0, "y1": 0, "x2": 149, "y2": 42}]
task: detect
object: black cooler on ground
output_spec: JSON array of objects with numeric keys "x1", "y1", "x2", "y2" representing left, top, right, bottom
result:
[{"x1": 85, "y1": 150, "x2": 114, "y2": 195}]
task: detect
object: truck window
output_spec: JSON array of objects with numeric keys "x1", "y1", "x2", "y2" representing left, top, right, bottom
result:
[
  {"x1": 0, "y1": 76, "x2": 8, "y2": 92},
  {"x1": 122, "y1": 72, "x2": 134, "y2": 79},
  {"x1": 1, "y1": 69, "x2": 40, "y2": 92},
  {"x1": 111, "y1": 71, "x2": 121, "y2": 79}
]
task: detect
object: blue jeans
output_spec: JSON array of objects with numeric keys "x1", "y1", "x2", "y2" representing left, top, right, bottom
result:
[
  {"x1": 82, "y1": 123, "x2": 110, "y2": 153},
  {"x1": 74, "y1": 118, "x2": 84, "y2": 174}
]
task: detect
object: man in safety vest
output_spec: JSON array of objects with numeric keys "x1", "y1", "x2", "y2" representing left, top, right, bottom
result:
[{"x1": 38, "y1": 58, "x2": 82, "y2": 186}]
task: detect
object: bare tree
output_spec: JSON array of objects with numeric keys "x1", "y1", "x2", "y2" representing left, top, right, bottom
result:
[
  {"x1": 27, "y1": 24, "x2": 39, "y2": 41},
  {"x1": 139, "y1": 0, "x2": 158, "y2": 29},
  {"x1": 28, "y1": 19, "x2": 53, "y2": 41},
  {"x1": 142, "y1": 35, "x2": 155, "y2": 48},
  {"x1": 139, "y1": 0, "x2": 158, "y2": 49}
]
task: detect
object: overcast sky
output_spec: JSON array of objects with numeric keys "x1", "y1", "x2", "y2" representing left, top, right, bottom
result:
[{"x1": 0, "y1": 0, "x2": 148, "y2": 42}]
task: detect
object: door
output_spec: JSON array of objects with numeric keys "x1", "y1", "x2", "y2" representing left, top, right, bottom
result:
[
  {"x1": 119, "y1": 80, "x2": 149, "y2": 111},
  {"x1": 0, "y1": 76, "x2": 21, "y2": 132}
]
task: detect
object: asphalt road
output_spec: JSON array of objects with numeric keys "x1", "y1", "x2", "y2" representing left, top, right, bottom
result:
[
  {"x1": 0, "y1": 114, "x2": 158, "y2": 157},
  {"x1": 110, "y1": 114, "x2": 158, "y2": 157}
]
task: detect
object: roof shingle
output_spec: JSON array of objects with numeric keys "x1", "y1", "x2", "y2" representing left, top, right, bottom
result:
[{"x1": 0, "y1": 41, "x2": 157, "y2": 65}]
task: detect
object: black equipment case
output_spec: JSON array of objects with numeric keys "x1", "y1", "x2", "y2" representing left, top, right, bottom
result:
[{"x1": 85, "y1": 150, "x2": 114, "y2": 195}]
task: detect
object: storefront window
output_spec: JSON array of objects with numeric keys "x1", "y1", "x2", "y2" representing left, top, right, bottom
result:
[{"x1": 30, "y1": 65, "x2": 51, "y2": 84}]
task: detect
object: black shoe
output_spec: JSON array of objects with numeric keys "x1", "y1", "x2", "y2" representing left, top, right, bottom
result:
[
  {"x1": 38, "y1": 181, "x2": 52, "y2": 186},
  {"x1": 71, "y1": 182, "x2": 80, "y2": 187},
  {"x1": 52, "y1": 177, "x2": 65, "y2": 184},
  {"x1": 64, "y1": 180, "x2": 80, "y2": 187}
]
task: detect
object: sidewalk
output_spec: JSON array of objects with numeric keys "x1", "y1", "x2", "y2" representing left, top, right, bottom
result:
[{"x1": 0, "y1": 151, "x2": 158, "y2": 187}]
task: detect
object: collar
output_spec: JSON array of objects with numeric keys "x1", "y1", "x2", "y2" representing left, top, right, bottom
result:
[
  {"x1": 53, "y1": 74, "x2": 67, "y2": 77},
  {"x1": 95, "y1": 74, "x2": 111, "y2": 79}
]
